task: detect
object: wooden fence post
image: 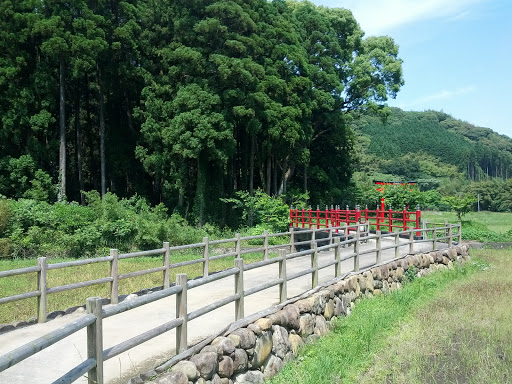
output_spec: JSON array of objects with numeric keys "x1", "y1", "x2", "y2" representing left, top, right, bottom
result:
[
  {"x1": 235, "y1": 233, "x2": 241, "y2": 258},
  {"x1": 264, "y1": 230, "x2": 269, "y2": 260},
  {"x1": 311, "y1": 244, "x2": 318, "y2": 288},
  {"x1": 289, "y1": 227, "x2": 296, "y2": 253},
  {"x1": 110, "y1": 249, "x2": 119, "y2": 304},
  {"x1": 343, "y1": 223, "x2": 348, "y2": 248},
  {"x1": 176, "y1": 274, "x2": 188, "y2": 353},
  {"x1": 311, "y1": 227, "x2": 316, "y2": 249},
  {"x1": 278, "y1": 249, "x2": 287, "y2": 303},
  {"x1": 86, "y1": 297, "x2": 104, "y2": 384},
  {"x1": 334, "y1": 238, "x2": 341, "y2": 277},
  {"x1": 376, "y1": 231, "x2": 382, "y2": 264},
  {"x1": 37, "y1": 257, "x2": 47, "y2": 323},
  {"x1": 409, "y1": 228, "x2": 414, "y2": 254},
  {"x1": 458, "y1": 222, "x2": 462, "y2": 244},
  {"x1": 203, "y1": 237, "x2": 209, "y2": 277},
  {"x1": 448, "y1": 224, "x2": 453, "y2": 247},
  {"x1": 395, "y1": 231, "x2": 400, "y2": 259},
  {"x1": 432, "y1": 226, "x2": 437, "y2": 251},
  {"x1": 328, "y1": 226, "x2": 333, "y2": 245},
  {"x1": 354, "y1": 229, "x2": 360, "y2": 271},
  {"x1": 163, "y1": 242, "x2": 170, "y2": 289},
  {"x1": 235, "y1": 259, "x2": 244, "y2": 320}
]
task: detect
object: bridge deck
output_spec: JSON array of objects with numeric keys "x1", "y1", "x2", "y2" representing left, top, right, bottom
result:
[{"x1": 0, "y1": 238, "x2": 445, "y2": 384}]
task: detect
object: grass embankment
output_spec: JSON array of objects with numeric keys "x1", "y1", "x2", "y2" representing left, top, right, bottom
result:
[
  {"x1": 269, "y1": 249, "x2": 512, "y2": 384},
  {"x1": 422, "y1": 210, "x2": 512, "y2": 242},
  {"x1": 0, "y1": 250, "x2": 277, "y2": 324}
]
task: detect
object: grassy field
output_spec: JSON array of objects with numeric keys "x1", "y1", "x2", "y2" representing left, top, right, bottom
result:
[
  {"x1": 269, "y1": 248, "x2": 512, "y2": 384},
  {"x1": 422, "y1": 210, "x2": 512, "y2": 237},
  {"x1": 0, "y1": 249, "x2": 279, "y2": 324}
]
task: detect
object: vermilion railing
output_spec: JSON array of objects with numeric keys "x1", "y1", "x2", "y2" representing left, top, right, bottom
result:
[{"x1": 289, "y1": 205, "x2": 421, "y2": 233}]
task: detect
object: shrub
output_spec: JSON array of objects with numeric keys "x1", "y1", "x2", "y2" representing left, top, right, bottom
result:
[
  {"x1": 221, "y1": 190, "x2": 299, "y2": 232},
  {"x1": 0, "y1": 238, "x2": 12, "y2": 258},
  {"x1": 0, "y1": 199, "x2": 12, "y2": 236}
]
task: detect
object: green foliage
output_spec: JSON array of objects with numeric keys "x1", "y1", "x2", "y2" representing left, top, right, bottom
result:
[
  {"x1": 442, "y1": 195, "x2": 477, "y2": 221},
  {"x1": 0, "y1": 199, "x2": 11, "y2": 236},
  {"x1": 222, "y1": 190, "x2": 292, "y2": 232},
  {"x1": 403, "y1": 266, "x2": 417, "y2": 284},
  {"x1": 0, "y1": 238, "x2": 12, "y2": 258},
  {"x1": 269, "y1": 258, "x2": 481, "y2": 384},
  {"x1": 351, "y1": 108, "x2": 512, "y2": 212},
  {"x1": 1, "y1": 194, "x2": 214, "y2": 259},
  {"x1": 461, "y1": 221, "x2": 508, "y2": 243}
]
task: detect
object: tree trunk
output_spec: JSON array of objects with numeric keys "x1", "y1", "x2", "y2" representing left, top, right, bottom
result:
[
  {"x1": 98, "y1": 66, "x2": 106, "y2": 197},
  {"x1": 58, "y1": 58, "x2": 66, "y2": 201},
  {"x1": 75, "y1": 84, "x2": 85, "y2": 205},
  {"x1": 124, "y1": 91, "x2": 135, "y2": 135},
  {"x1": 249, "y1": 135, "x2": 255, "y2": 196},
  {"x1": 241, "y1": 132, "x2": 248, "y2": 191},
  {"x1": 278, "y1": 162, "x2": 295, "y2": 196},
  {"x1": 272, "y1": 154, "x2": 277, "y2": 196},
  {"x1": 266, "y1": 156, "x2": 271, "y2": 195},
  {"x1": 195, "y1": 152, "x2": 207, "y2": 226},
  {"x1": 303, "y1": 163, "x2": 308, "y2": 193}
]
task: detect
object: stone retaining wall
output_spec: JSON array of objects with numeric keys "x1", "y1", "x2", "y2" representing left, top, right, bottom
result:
[{"x1": 139, "y1": 244, "x2": 470, "y2": 384}]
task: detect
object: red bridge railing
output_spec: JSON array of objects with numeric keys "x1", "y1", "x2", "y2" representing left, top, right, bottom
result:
[{"x1": 290, "y1": 205, "x2": 421, "y2": 233}]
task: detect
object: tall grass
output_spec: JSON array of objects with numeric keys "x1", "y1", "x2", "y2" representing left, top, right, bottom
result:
[
  {"x1": 422, "y1": 210, "x2": 512, "y2": 242},
  {"x1": 269, "y1": 254, "x2": 489, "y2": 384},
  {"x1": 357, "y1": 249, "x2": 512, "y2": 383},
  {"x1": 0, "y1": 250, "x2": 278, "y2": 324}
]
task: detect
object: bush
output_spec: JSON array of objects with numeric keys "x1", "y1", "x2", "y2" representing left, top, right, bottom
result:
[
  {"x1": 461, "y1": 221, "x2": 511, "y2": 243},
  {"x1": 0, "y1": 199, "x2": 12, "y2": 236},
  {"x1": 0, "y1": 238, "x2": 12, "y2": 258},
  {"x1": 2, "y1": 193, "x2": 217, "y2": 259},
  {"x1": 221, "y1": 190, "x2": 306, "y2": 232}
]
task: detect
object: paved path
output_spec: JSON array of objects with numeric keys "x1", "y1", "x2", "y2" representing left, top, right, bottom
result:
[{"x1": 0, "y1": 238, "x2": 443, "y2": 384}]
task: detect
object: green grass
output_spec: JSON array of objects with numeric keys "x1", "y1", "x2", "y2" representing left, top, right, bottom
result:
[
  {"x1": 269, "y1": 252, "x2": 500, "y2": 384},
  {"x1": 357, "y1": 249, "x2": 512, "y2": 384},
  {"x1": 422, "y1": 210, "x2": 512, "y2": 242},
  {"x1": 422, "y1": 210, "x2": 512, "y2": 235},
  {"x1": 0, "y1": 249, "x2": 280, "y2": 324}
]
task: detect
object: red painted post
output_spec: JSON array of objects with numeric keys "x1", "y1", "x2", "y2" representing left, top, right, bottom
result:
[
  {"x1": 380, "y1": 198, "x2": 385, "y2": 224},
  {"x1": 301, "y1": 208, "x2": 305, "y2": 228},
  {"x1": 308, "y1": 209, "x2": 312, "y2": 229},
  {"x1": 289, "y1": 207, "x2": 293, "y2": 227},
  {"x1": 416, "y1": 205, "x2": 421, "y2": 237},
  {"x1": 364, "y1": 206, "x2": 368, "y2": 223},
  {"x1": 388, "y1": 208, "x2": 392, "y2": 232},
  {"x1": 316, "y1": 206, "x2": 320, "y2": 229},
  {"x1": 402, "y1": 207, "x2": 407, "y2": 231},
  {"x1": 376, "y1": 206, "x2": 380, "y2": 231}
]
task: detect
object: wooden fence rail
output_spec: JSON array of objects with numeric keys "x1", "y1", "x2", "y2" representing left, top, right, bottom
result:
[
  {"x1": 0, "y1": 222, "x2": 461, "y2": 384},
  {"x1": 0, "y1": 230, "x2": 293, "y2": 324}
]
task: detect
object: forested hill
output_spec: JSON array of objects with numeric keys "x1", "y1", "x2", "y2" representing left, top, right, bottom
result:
[{"x1": 351, "y1": 108, "x2": 512, "y2": 183}]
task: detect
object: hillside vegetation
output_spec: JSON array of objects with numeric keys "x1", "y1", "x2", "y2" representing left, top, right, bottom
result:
[
  {"x1": 352, "y1": 108, "x2": 512, "y2": 182},
  {"x1": 348, "y1": 108, "x2": 512, "y2": 211}
]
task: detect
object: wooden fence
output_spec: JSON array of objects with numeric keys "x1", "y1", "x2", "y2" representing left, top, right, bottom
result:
[
  {"x1": 0, "y1": 223, "x2": 461, "y2": 384},
  {"x1": 0, "y1": 230, "x2": 293, "y2": 324}
]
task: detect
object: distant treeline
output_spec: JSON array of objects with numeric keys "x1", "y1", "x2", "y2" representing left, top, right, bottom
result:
[
  {"x1": 352, "y1": 108, "x2": 512, "y2": 183},
  {"x1": 0, "y1": 0, "x2": 403, "y2": 225}
]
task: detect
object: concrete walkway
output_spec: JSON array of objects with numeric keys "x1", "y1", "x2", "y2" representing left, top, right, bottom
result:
[{"x1": 0, "y1": 238, "x2": 443, "y2": 384}]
